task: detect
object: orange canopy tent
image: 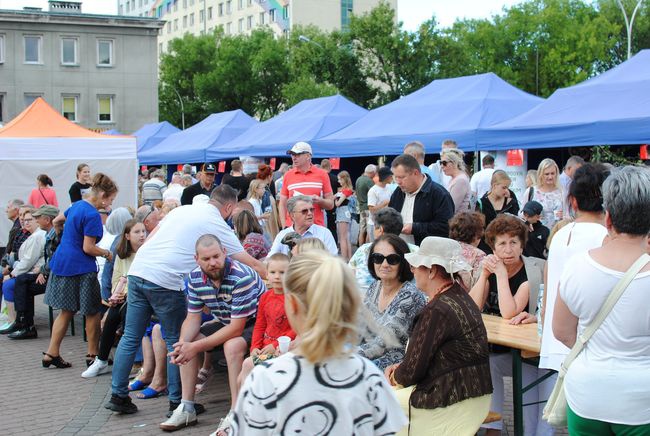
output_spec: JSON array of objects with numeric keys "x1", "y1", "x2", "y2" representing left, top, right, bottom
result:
[{"x1": 0, "y1": 98, "x2": 138, "y2": 244}]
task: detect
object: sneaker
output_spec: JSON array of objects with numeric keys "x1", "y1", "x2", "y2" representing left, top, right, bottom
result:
[
  {"x1": 167, "y1": 401, "x2": 205, "y2": 418},
  {"x1": 82, "y1": 359, "x2": 109, "y2": 378},
  {"x1": 159, "y1": 404, "x2": 197, "y2": 431},
  {"x1": 8, "y1": 325, "x2": 37, "y2": 339},
  {"x1": 105, "y1": 394, "x2": 138, "y2": 414}
]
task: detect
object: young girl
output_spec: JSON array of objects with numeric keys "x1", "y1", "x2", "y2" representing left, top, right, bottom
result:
[
  {"x1": 214, "y1": 253, "x2": 294, "y2": 435},
  {"x1": 82, "y1": 219, "x2": 146, "y2": 377},
  {"x1": 334, "y1": 171, "x2": 354, "y2": 260},
  {"x1": 229, "y1": 250, "x2": 408, "y2": 435},
  {"x1": 247, "y1": 179, "x2": 271, "y2": 227}
]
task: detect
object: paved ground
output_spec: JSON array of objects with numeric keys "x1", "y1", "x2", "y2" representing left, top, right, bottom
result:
[
  {"x1": 2, "y1": 295, "x2": 568, "y2": 435},
  {"x1": 1, "y1": 295, "x2": 230, "y2": 436}
]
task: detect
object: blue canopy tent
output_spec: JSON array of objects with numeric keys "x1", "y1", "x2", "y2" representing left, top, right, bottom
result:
[
  {"x1": 134, "y1": 121, "x2": 180, "y2": 154},
  {"x1": 102, "y1": 129, "x2": 122, "y2": 135},
  {"x1": 479, "y1": 50, "x2": 650, "y2": 150},
  {"x1": 208, "y1": 95, "x2": 368, "y2": 160},
  {"x1": 138, "y1": 110, "x2": 257, "y2": 165},
  {"x1": 315, "y1": 73, "x2": 543, "y2": 156}
]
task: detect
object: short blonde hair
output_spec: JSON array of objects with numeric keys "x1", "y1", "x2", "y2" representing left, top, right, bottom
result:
[
  {"x1": 441, "y1": 148, "x2": 466, "y2": 172},
  {"x1": 283, "y1": 251, "x2": 360, "y2": 363},
  {"x1": 536, "y1": 158, "x2": 561, "y2": 189},
  {"x1": 293, "y1": 237, "x2": 326, "y2": 255}
]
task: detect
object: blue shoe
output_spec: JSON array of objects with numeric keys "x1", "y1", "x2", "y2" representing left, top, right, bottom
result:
[
  {"x1": 137, "y1": 386, "x2": 168, "y2": 399},
  {"x1": 128, "y1": 379, "x2": 147, "y2": 391}
]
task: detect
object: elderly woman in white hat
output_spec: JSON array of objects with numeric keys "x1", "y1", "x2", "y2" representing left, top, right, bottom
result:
[{"x1": 385, "y1": 237, "x2": 493, "y2": 436}]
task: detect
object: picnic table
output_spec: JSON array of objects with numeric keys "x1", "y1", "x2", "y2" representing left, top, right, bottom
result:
[{"x1": 482, "y1": 314, "x2": 552, "y2": 436}]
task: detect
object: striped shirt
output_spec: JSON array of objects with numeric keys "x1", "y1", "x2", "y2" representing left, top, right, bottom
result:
[
  {"x1": 187, "y1": 257, "x2": 266, "y2": 324},
  {"x1": 280, "y1": 165, "x2": 332, "y2": 227}
]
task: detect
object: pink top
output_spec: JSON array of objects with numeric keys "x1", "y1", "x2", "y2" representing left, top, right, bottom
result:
[{"x1": 28, "y1": 187, "x2": 59, "y2": 208}]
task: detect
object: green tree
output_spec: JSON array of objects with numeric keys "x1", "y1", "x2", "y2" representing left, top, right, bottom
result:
[{"x1": 282, "y1": 75, "x2": 339, "y2": 108}]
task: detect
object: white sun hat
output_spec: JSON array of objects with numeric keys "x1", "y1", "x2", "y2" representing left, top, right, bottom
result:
[{"x1": 404, "y1": 236, "x2": 471, "y2": 274}]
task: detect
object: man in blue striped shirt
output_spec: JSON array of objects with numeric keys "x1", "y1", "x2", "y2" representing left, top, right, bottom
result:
[{"x1": 161, "y1": 234, "x2": 266, "y2": 431}]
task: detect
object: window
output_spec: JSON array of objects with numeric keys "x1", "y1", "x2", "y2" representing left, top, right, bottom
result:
[
  {"x1": 226, "y1": 0, "x2": 231, "y2": 14},
  {"x1": 226, "y1": 22, "x2": 231, "y2": 34},
  {"x1": 118, "y1": 5, "x2": 123, "y2": 15},
  {"x1": 97, "y1": 39, "x2": 113, "y2": 66},
  {"x1": 131, "y1": 0, "x2": 135, "y2": 11},
  {"x1": 98, "y1": 96, "x2": 113, "y2": 122},
  {"x1": 183, "y1": 15, "x2": 187, "y2": 27},
  {"x1": 238, "y1": 18, "x2": 243, "y2": 32},
  {"x1": 62, "y1": 95, "x2": 78, "y2": 121},
  {"x1": 341, "y1": 0, "x2": 353, "y2": 29},
  {"x1": 269, "y1": 8, "x2": 275, "y2": 22},
  {"x1": 190, "y1": 13, "x2": 194, "y2": 26},
  {"x1": 259, "y1": 12, "x2": 265, "y2": 25},
  {"x1": 247, "y1": 0, "x2": 252, "y2": 6},
  {"x1": 24, "y1": 35, "x2": 42, "y2": 64},
  {"x1": 0, "y1": 93, "x2": 5, "y2": 123},
  {"x1": 139, "y1": 0, "x2": 142, "y2": 7},
  {"x1": 282, "y1": 5, "x2": 288, "y2": 19},
  {"x1": 126, "y1": 1, "x2": 130, "y2": 12},
  {"x1": 0, "y1": 35, "x2": 4, "y2": 64},
  {"x1": 167, "y1": 21, "x2": 171, "y2": 33},
  {"x1": 247, "y1": 15, "x2": 253, "y2": 29},
  {"x1": 174, "y1": 18, "x2": 179, "y2": 30},
  {"x1": 190, "y1": 0, "x2": 194, "y2": 5},
  {"x1": 174, "y1": 0, "x2": 178, "y2": 11},
  {"x1": 24, "y1": 93, "x2": 43, "y2": 108},
  {"x1": 61, "y1": 37, "x2": 78, "y2": 65},
  {"x1": 199, "y1": 10, "x2": 204, "y2": 23},
  {"x1": 159, "y1": 42, "x2": 163, "y2": 54},
  {"x1": 238, "y1": 0, "x2": 243, "y2": 10},
  {"x1": 208, "y1": 6, "x2": 213, "y2": 19},
  {"x1": 183, "y1": 0, "x2": 187, "y2": 8}
]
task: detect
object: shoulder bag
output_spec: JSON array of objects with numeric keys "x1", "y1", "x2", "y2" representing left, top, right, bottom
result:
[{"x1": 543, "y1": 253, "x2": 650, "y2": 426}]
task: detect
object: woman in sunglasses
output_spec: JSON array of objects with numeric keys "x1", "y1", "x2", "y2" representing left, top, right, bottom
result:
[
  {"x1": 441, "y1": 148, "x2": 471, "y2": 213},
  {"x1": 359, "y1": 234, "x2": 426, "y2": 370}
]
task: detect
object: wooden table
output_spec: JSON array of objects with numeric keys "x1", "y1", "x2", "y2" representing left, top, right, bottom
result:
[{"x1": 482, "y1": 314, "x2": 549, "y2": 436}]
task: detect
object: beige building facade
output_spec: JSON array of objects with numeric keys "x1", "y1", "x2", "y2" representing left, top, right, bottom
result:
[
  {"x1": 0, "y1": 4, "x2": 163, "y2": 132},
  {"x1": 117, "y1": 0, "x2": 396, "y2": 55}
]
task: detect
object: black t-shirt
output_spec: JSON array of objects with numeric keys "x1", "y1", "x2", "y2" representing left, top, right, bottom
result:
[
  {"x1": 180, "y1": 182, "x2": 215, "y2": 205},
  {"x1": 69, "y1": 181, "x2": 92, "y2": 203},
  {"x1": 523, "y1": 222, "x2": 550, "y2": 260},
  {"x1": 485, "y1": 261, "x2": 528, "y2": 353},
  {"x1": 221, "y1": 174, "x2": 251, "y2": 201}
]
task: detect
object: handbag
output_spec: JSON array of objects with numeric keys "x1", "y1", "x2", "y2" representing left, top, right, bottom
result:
[{"x1": 543, "y1": 253, "x2": 650, "y2": 427}]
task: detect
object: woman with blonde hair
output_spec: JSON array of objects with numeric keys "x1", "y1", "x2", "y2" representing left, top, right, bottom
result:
[
  {"x1": 334, "y1": 170, "x2": 354, "y2": 260},
  {"x1": 475, "y1": 170, "x2": 519, "y2": 254},
  {"x1": 441, "y1": 148, "x2": 471, "y2": 212},
  {"x1": 291, "y1": 237, "x2": 326, "y2": 257},
  {"x1": 524, "y1": 158, "x2": 564, "y2": 229},
  {"x1": 230, "y1": 251, "x2": 407, "y2": 434},
  {"x1": 246, "y1": 179, "x2": 270, "y2": 228}
]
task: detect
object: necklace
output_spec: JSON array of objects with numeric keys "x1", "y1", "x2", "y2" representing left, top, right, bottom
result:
[{"x1": 378, "y1": 282, "x2": 401, "y2": 311}]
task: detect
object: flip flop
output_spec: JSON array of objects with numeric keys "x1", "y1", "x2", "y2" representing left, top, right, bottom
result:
[
  {"x1": 128, "y1": 379, "x2": 147, "y2": 391},
  {"x1": 136, "y1": 386, "x2": 168, "y2": 399}
]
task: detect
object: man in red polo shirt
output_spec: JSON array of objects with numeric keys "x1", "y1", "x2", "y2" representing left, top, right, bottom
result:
[{"x1": 279, "y1": 142, "x2": 334, "y2": 228}]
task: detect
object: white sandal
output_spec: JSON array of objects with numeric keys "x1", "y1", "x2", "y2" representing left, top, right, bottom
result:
[{"x1": 210, "y1": 410, "x2": 234, "y2": 436}]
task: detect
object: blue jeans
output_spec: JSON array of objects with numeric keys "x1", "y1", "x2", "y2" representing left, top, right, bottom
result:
[{"x1": 111, "y1": 276, "x2": 187, "y2": 402}]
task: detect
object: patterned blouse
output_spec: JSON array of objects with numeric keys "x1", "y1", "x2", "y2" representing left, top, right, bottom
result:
[
  {"x1": 527, "y1": 187, "x2": 565, "y2": 229},
  {"x1": 458, "y1": 241, "x2": 486, "y2": 290},
  {"x1": 359, "y1": 280, "x2": 427, "y2": 370},
  {"x1": 394, "y1": 284, "x2": 493, "y2": 409}
]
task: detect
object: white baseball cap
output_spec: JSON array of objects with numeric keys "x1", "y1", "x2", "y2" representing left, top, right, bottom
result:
[{"x1": 287, "y1": 141, "x2": 313, "y2": 155}]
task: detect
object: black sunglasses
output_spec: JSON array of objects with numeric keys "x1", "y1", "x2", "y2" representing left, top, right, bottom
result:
[
  {"x1": 440, "y1": 160, "x2": 450, "y2": 166},
  {"x1": 370, "y1": 253, "x2": 402, "y2": 265}
]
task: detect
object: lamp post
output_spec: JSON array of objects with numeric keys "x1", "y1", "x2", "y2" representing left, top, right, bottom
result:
[
  {"x1": 169, "y1": 86, "x2": 185, "y2": 130},
  {"x1": 616, "y1": 0, "x2": 644, "y2": 60},
  {"x1": 298, "y1": 34, "x2": 324, "y2": 50}
]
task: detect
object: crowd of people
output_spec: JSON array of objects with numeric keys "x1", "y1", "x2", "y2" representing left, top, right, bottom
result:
[{"x1": 1, "y1": 139, "x2": 649, "y2": 436}]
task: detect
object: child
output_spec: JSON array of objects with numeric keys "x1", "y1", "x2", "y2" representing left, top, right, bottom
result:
[
  {"x1": 521, "y1": 200, "x2": 550, "y2": 259},
  {"x1": 214, "y1": 253, "x2": 295, "y2": 435}
]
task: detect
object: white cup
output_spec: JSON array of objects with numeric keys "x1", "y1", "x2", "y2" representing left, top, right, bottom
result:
[{"x1": 277, "y1": 336, "x2": 291, "y2": 354}]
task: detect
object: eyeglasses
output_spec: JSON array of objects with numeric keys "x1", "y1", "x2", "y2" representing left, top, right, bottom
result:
[
  {"x1": 22, "y1": 218, "x2": 34, "y2": 223},
  {"x1": 295, "y1": 207, "x2": 314, "y2": 215},
  {"x1": 440, "y1": 160, "x2": 450, "y2": 167},
  {"x1": 369, "y1": 253, "x2": 402, "y2": 265},
  {"x1": 143, "y1": 204, "x2": 155, "y2": 222}
]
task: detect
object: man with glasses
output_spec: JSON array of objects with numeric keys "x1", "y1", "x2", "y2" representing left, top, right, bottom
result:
[
  {"x1": 181, "y1": 163, "x2": 217, "y2": 205},
  {"x1": 134, "y1": 204, "x2": 162, "y2": 234},
  {"x1": 269, "y1": 195, "x2": 337, "y2": 256},
  {"x1": 389, "y1": 154, "x2": 454, "y2": 245},
  {"x1": 279, "y1": 142, "x2": 334, "y2": 229}
]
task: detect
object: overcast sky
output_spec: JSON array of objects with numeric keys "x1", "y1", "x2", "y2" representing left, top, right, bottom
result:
[{"x1": 0, "y1": 0, "x2": 523, "y2": 30}]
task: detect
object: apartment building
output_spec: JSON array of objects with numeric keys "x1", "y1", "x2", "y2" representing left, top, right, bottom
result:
[
  {"x1": 117, "y1": 0, "x2": 396, "y2": 55},
  {"x1": 0, "y1": 1, "x2": 163, "y2": 132}
]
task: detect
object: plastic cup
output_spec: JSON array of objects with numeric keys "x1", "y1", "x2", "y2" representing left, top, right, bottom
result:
[{"x1": 277, "y1": 336, "x2": 291, "y2": 354}]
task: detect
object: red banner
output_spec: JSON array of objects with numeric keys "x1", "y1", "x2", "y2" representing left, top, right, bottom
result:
[
  {"x1": 641, "y1": 145, "x2": 648, "y2": 160},
  {"x1": 269, "y1": 158, "x2": 277, "y2": 170},
  {"x1": 218, "y1": 161, "x2": 226, "y2": 173},
  {"x1": 329, "y1": 157, "x2": 341, "y2": 170},
  {"x1": 140, "y1": 165, "x2": 148, "y2": 172},
  {"x1": 506, "y1": 149, "x2": 524, "y2": 166}
]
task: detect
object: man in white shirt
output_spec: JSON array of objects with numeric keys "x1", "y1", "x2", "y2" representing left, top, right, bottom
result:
[
  {"x1": 163, "y1": 172, "x2": 185, "y2": 203},
  {"x1": 469, "y1": 154, "x2": 496, "y2": 203},
  {"x1": 269, "y1": 195, "x2": 337, "y2": 256},
  {"x1": 367, "y1": 167, "x2": 394, "y2": 241},
  {"x1": 106, "y1": 185, "x2": 266, "y2": 418},
  {"x1": 428, "y1": 139, "x2": 458, "y2": 189}
]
